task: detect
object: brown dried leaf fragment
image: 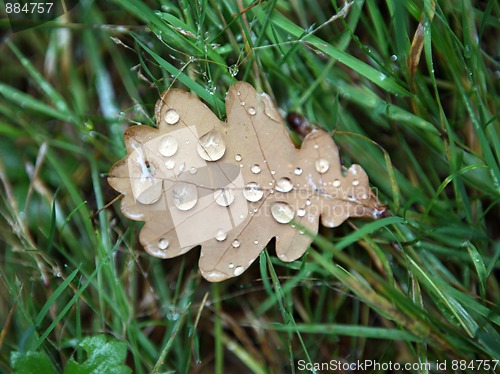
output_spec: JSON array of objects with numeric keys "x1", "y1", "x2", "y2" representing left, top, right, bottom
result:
[{"x1": 108, "y1": 82, "x2": 385, "y2": 282}]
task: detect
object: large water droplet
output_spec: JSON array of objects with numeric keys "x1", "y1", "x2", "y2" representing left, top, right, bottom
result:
[
  {"x1": 214, "y1": 188, "x2": 234, "y2": 206},
  {"x1": 136, "y1": 181, "x2": 163, "y2": 205},
  {"x1": 233, "y1": 266, "x2": 244, "y2": 276},
  {"x1": 159, "y1": 135, "x2": 178, "y2": 157},
  {"x1": 232, "y1": 239, "x2": 240, "y2": 248},
  {"x1": 215, "y1": 229, "x2": 227, "y2": 241},
  {"x1": 276, "y1": 177, "x2": 293, "y2": 192},
  {"x1": 294, "y1": 167, "x2": 303, "y2": 175},
  {"x1": 165, "y1": 109, "x2": 180, "y2": 125},
  {"x1": 205, "y1": 271, "x2": 227, "y2": 282},
  {"x1": 197, "y1": 130, "x2": 226, "y2": 161},
  {"x1": 315, "y1": 158, "x2": 330, "y2": 174},
  {"x1": 251, "y1": 164, "x2": 261, "y2": 174},
  {"x1": 243, "y1": 182, "x2": 264, "y2": 202},
  {"x1": 247, "y1": 107, "x2": 256, "y2": 115},
  {"x1": 172, "y1": 182, "x2": 198, "y2": 211},
  {"x1": 158, "y1": 238, "x2": 169, "y2": 250},
  {"x1": 271, "y1": 202, "x2": 295, "y2": 224}
]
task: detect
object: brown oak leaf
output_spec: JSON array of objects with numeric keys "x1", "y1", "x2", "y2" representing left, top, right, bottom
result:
[{"x1": 108, "y1": 82, "x2": 385, "y2": 281}]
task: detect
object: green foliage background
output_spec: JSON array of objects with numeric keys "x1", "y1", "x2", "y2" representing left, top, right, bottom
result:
[{"x1": 0, "y1": 0, "x2": 499, "y2": 372}]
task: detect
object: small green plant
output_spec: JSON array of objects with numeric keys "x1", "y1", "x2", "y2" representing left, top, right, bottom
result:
[{"x1": 11, "y1": 335, "x2": 131, "y2": 374}]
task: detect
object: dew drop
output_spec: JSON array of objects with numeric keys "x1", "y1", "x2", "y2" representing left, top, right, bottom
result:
[
  {"x1": 235, "y1": 154, "x2": 242, "y2": 162},
  {"x1": 315, "y1": 158, "x2": 330, "y2": 174},
  {"x1": 271, "y1": 202, "x2": 295, "y2": 224},
  {"x1": 232, "y1": 239, "x2": 240, "y2": 248},
  {"x1": 206, "y1": 271, "x2": 227, "y2": 282},
  {"x1": 276, "y1": 177, "x2": 293, "y2": 193},
  {"x1": 136, "y1": 181, "x2": 163, "y2": 205},
  {"x1": 233, "y1": 266, "x2": 244, "y2": 276},
  {"x1": 172, "y1": 182, "x2": 198, "y2": 211},
  {"x1": 247, "y1": 107, "x2": 256, "y2": 115},
  {"x1": 352, "y1": 179, "x2": 359, "y2": 186},
  {"x1": 214, "y1": 188, "x2": 234, "y2": 207},
  {"x1": 197, "y1": 130, "x2": 226, "y2": 161},
  {"x1": 189, "y1": 167, "x2": 197, "y2": 174},
  {"x1": 165, "y1": 109, "x2": 180, "y2": 125},
  {"x1": 228, "y1": 64, "x2": 239, "y2": 76},
  {"x1": 229, "y1": 263, "x2": 235, "y2": 269},
  {"x1": 159, "y1": 135, "x2": 178, "y2": 157},
  {"x1": 253, "y1": 240, "x2": 258, "y2": 245},
  {"x1": 158, "y1": 238, "x2": 169, "y2": 250},
  {"x1": 215, "y1": 229, "x2": 227, "y2": 241},
  {"x1": 294, "y1": 167, "x2": 303, "y2": 175},
  {"x1": 251, "y1": 164, "x2": 261, "y2": 174},
  {"x1": 333, "y1": 179, "x2": 341, "y2": 187},
  {"x1": 305, "y1": 199, "x2": 311, "y2": 206},
  {"x1": 165, "y1": 159, "x2": 175, "y2": 170},
  {"x1": 297, "y1": 208, "x2": 306, "y2": 217},
  {"x1": 243, "y1": 182, "x2": 264, "y2": 202},
  {"x1": 240, "y1": 101, "x2": 245, "y2": 106},
  {"x1": 177, "y1": 163, "x2": 185, "y2": 174}
]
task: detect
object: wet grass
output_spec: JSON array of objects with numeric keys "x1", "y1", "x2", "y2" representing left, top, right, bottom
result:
[{"x1": 1, "y1": 0, "x2": 499, "y2": 373}]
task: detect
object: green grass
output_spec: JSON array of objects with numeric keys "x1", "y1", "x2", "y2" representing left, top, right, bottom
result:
[{"x1": 1, "y1": 0, "x2": 499, "y2": 372}]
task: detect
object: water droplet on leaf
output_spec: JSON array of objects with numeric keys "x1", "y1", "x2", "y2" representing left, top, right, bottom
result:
[
  {"x1": 243, "y1": 182, "x2": 264, "y2": 202},
  {"x1": 233, "y1": 266, "x2": 244, "y2": 276},
  {"x1": 215, "y1": 229, "x2": 227, "y2": 241},
  {"x1": 271, "y1": 202, "x2": 295, "y2": 224},
  {"x1": 294, "y1": 167, "x2": 303, "y2": 175},
  {"x1": 158, "y1": 238, "x2": 169, "y2": 250},
  {"x1": 276, "y1": 177, "x2": 293, "y2": 192},
  {"x1": 159, "y1": 135, "x2": 178, "y2": 157},
  {"x1": 197, "y1": 130, "x2": 226, "y2": 161},
  {"x1": 214, "y1": 188, "x2": 234, "y2": 206},
  {"x1": 315, "y1": 158, "x2": 330, "y2": 174},
  {"x1": 165, "y1": 159, "x2": 175, "y2": 170},
  {"x1": 172, "y1": 181, "x2": 198, "y2": 211},
  {"x1": 165, "y1": 109, "x2": 180, "y2": 125},
  {"x1": 232, "y1": 239, "x2": 240, "y2": 248},
  {"x1": 136, "y1": 181, "x2": 163, "y2": 205},
  {"x1": 248, "y1": 107, "x2": 256, "y2": 115},
  {"x1": 251, "y1": 164, "x2": 261, "y2": 174}
]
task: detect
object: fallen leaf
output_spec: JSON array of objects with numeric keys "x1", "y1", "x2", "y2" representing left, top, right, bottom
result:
[{"x1": 108, "y1": 82, "x2": 385, "y2": 282}]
